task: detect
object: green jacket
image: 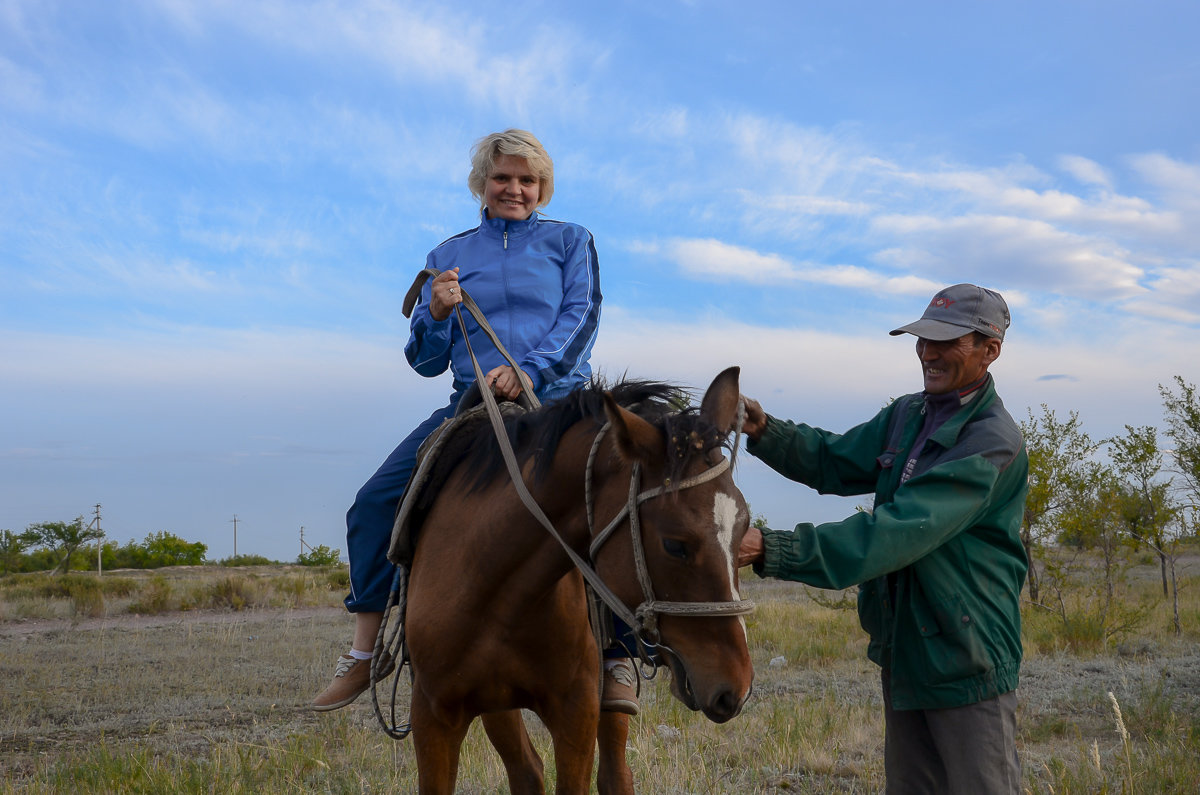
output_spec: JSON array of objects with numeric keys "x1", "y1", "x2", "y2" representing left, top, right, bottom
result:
[{"x1": 750, "y1": 376, "x2": 1028, "y2": 710}]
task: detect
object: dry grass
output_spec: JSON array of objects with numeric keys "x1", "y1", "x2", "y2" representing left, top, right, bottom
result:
[
  {"x1": 1, "y1": 561, "x2": 1199, "y2": 792},
  {"x1": 0, "y1": 565, "x2": 348, "y2": 624}
]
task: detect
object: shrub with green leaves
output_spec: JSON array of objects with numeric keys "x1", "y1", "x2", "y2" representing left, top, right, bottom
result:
[
  {"x1": 297, "y1": 544, "x2": 341, "y2": 567},
  {"x1": 218, "y1": 554, "x2": 276, "y2": 567}
]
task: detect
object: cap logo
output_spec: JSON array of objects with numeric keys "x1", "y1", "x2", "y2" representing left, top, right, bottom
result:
[{"x1": 930, "y1": 297, "x2": 956, "y2": 309}]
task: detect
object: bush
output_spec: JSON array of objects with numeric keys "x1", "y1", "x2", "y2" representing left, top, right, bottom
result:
[
  {"x1": 218, "y1": 554, "x2": 276, "y2": 567},
  {"x1": 297, "y1": 544, "x2": 341, "y2": 567},
  {"x1": 56, "y1": 575, "x2": 106, "y2": 617},
  {"x1": 0, "y1": 529, "x2": 30, "y2": 574},
  {"x1": 127, "y1": 576, "x2": 176, "y2": 615},
  {"x1": 106, "y1": 532, "x2": 208, "y2": 569},
  {"x1": 98, "y1": 577, "x2": 138, "y2": 598},
  {"x1": 72, "y1": 585, "x2": 105, "y2": 617},
  {"x1": 206, "y1": 576, "x2": 262, "y2": 610}
]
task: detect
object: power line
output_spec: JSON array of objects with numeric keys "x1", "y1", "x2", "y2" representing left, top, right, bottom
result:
[{"x1": 89, "y1": 503, "x2": 103, "y2": 576}]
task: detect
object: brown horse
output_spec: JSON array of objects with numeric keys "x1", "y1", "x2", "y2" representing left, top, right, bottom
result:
[{"x1": 398, "y1": 367, "x2": 755, "y2": 794}]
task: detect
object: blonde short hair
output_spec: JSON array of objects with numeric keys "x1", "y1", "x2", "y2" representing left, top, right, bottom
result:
[{"x1": 467, "y1": 129, "x2": 554, "y2": 209}]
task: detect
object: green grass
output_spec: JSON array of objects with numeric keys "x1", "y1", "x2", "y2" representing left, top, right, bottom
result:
[{"x1": 2, "y1": 559, "x2": 1199, "y2": 792}]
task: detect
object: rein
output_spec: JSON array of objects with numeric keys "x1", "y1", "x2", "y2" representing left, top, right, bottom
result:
[{"x1": 402, "y1": 268, "x2": 754, "y2": 653}]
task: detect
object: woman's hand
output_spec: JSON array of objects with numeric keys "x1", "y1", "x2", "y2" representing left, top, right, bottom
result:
[
  {"x1": 485, "y1": 365, "x2": 534, "y2": 401},
  {"x1": 429, "y1": 268, "x2": 462, "y2": 321}
]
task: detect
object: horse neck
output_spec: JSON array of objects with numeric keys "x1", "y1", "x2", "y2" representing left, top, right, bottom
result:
[
  {"x1": 526, "y1": 421, "x2": 604, "y2": 550},
  {"x1": 460, "y1": 420, "x2": 605, "y2": 593}
]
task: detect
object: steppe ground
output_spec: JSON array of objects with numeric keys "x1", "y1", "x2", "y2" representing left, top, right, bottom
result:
[{"x1": 2, "y1": 565, "x2": 1199, "y2": 792}]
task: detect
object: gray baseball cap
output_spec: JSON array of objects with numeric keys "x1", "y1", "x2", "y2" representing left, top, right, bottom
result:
[{"x1": 890, "y1": 283, "x2": 1010, "y2": 341}]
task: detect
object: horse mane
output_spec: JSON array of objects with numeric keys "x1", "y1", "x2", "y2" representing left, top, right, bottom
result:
[{"x1": 420, "y1": 377, "x2": 732, "y2": 509}]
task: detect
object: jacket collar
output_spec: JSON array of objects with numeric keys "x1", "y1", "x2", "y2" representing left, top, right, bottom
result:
[
  {"x1": 479, "y1": 209, "x2": 539, "y2": 239},
  {"x1": 926, "y1": 373, "x2": 998, "y2": 449}
]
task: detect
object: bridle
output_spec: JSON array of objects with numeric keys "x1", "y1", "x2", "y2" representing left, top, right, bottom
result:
[
  {"x1": 404, "y1": 269, "x2": 755, "y2": 654},
  {"x1": 583, "y1": 422, "x2": 755, "y2": 648},
  {"x1": 372, "y1": 271, "x2": 756, "y2": 738}
]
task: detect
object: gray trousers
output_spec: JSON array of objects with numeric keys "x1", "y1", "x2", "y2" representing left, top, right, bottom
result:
[{"x1": 882, "y1": 671, "x2": 1021, "y2": 794}]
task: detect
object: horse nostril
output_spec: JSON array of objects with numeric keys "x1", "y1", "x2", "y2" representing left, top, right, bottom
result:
[{"x1": 708, "y1": 688, "x2": 744, "y2": 723}]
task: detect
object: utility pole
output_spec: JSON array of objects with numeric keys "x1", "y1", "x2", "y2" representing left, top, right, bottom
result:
[
  {"x1": 230, "y1": 514, "x2": 239, "y2": 559},
  {"x1": 88, "y1": 504, "x2": 103, "y2": 577}
]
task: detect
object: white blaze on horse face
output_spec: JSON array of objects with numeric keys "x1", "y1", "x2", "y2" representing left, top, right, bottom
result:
[
  {"x1": 712, "y1": 491, "x2": 741, "y2": 601},
  {"x1": 712, "y1": 489, "x2": 749, "y2": 640}
]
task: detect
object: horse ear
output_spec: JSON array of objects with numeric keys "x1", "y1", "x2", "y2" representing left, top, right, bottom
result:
[
  {"x1": 699, "y1": 366, "x2": 742, "y2": 434},
  {"x1": 603, "y1": 392, "x2": 664, "y2": 465}
]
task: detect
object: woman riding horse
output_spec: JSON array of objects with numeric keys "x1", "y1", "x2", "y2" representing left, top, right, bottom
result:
[
  {"x1": 310, "y1": 129, "x2": 638, "y2": 714},
  {"x1": 405, "y1": 368, "x2": 756, "y2": 793}
]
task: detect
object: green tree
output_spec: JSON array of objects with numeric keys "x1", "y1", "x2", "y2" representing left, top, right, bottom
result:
[
  {"x1": 1159, "y1": 375, "x2": 1200, "y2": 517},
  {"x1": 1020, "y1": 405, "x2": 1103, "y2": 604},
  {"x1": 1155, "y1": 376, "x2": 1200, "y2": 634},
  {"x1": 1, "y1": 529, "x2": 31, "y2": 574},
  {"x1": 1108, "y1": 425, "x2": 1180, "y2": 597},
  {"x1": 98, "y1": 533, "x2": 208, "y2": 569},
  {"x1": 98, "y1": 540, "x2": 122, "y2": 571},
  {"x1": 21, "y1": 518, "x2": 105, "y2": 574},
  {"x1": 1040, "y1": 469, "x2": 1151, "y2": 649},
  {"x1": 297, "y1": 544, "x2": 342, "y2": 566},
  {"x1": 141, "y1": 532, "x2": 207, "y2": 567}
]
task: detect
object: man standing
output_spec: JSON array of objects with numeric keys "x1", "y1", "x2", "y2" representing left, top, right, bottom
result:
[{"x1": 738, "y1": 284, "x2": 1028, "y2": 794}]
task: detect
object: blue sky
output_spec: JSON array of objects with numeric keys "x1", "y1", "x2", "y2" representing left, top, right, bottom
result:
[{"x1": 3, "y1": 1, "x2": 1198, "y2": 560}]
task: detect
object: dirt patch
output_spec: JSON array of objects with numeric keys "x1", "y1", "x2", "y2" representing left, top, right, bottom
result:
[{"x1": 3, "y1": 569, "x2": 1199, "y2": 792}]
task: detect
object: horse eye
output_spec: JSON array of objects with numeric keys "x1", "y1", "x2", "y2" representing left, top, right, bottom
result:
[{"x1": 662, "y1": 538, "x2": 688, "y2": 560}]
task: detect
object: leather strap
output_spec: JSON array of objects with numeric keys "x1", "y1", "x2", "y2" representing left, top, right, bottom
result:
[{"x1": 404, "y1": 267, "x2": 539, "y2": 410}]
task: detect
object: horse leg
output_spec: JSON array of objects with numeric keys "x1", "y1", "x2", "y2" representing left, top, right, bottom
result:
[
  {"x1": 537, "y1": 694, "x2": 600, "y2": 794},
  {"x1": 481, "y1": 710, "x2": 545, "y2": 794},
  {"x1": 410, "y1": 687, "x2": 471, "y2": 795},
  {"x1": 596, "y1": 711, "x2": 634, "y2": 795}
]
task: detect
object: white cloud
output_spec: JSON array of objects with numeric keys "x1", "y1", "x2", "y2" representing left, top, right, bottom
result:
[
  {"x1": 661, "y1": 238, "x2": 798, "y2": 282},
  {"x1": 1058, "y1": 154, "x2": 1113, "y2": 189},
  {"x1": 743, "y1": 192, "x2": 872, "y2": 217},
  {"x1": 1130, "y1": 152, "x2": 1200, "y2": 200},
  {"x1": 646, "y1": 237, "x2": 942, "y2": 296},
  {"x1": 871, "y1": 214, "x2": 1146, "y2": 299},
  {"x1": 1122, "y1": 299, "x2": 1200, "y2": 325},
  {"x1": 631, "y1": 106, "x2": 690, "y2": 139},
  {"x1": 100, "y1": 253, "x2": 223, "y2": 294},
  {"x1": 631, "y1": 116, "x2": 1194, "y2": 322},
  {"x1": 894, "y1": 161, "x2": 1177, "y2": 234},
  {"x1": 1, "y1": 325, "x2": 413, "y2": 393},
  {"x1": 592, "y1": 307, "x2": 907, "y2": 418},
  {"x1": 590, "y1": 306, "x2": 1193, "y2": 445},
  {"x1": 1123, "y1": 262, "x2": 1200, "y2": 324},
  {"x1": 157, "y1": 0, "x2": 592, "y2": 118},
  {"x1": 2, "y1": 2, "x2": 595, "y2": 174},
  {"x1": 721, "y1": 113, "x2": 868, "y2": 195}
]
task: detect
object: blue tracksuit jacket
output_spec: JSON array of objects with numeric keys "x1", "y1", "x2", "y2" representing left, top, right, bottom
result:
[{"x1": 405, "y1": 211, "x2": 601, "y2": 401}]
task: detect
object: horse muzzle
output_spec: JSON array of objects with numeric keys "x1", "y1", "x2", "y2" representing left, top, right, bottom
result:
[{"x1": 660, "y1": 645, "x2": 752, "y2": 724}]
